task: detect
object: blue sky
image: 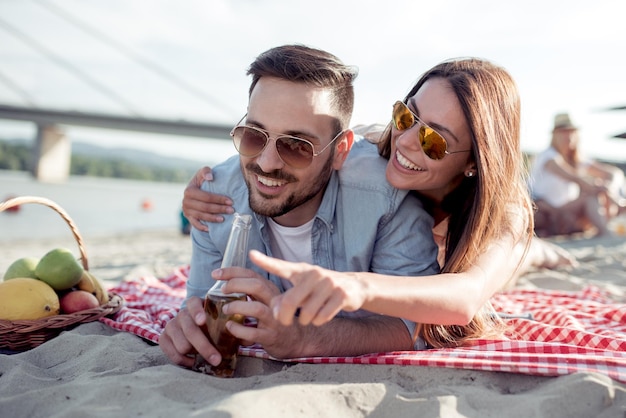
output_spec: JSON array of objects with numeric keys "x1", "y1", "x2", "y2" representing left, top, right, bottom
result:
[{"x1": 0, "y1": 0, "x2": 625, "y2": 163}]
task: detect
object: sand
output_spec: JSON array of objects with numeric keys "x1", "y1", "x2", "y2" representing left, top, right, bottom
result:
[{"x1": 1, "y1": 228, "x2": 626, "y2": 417}]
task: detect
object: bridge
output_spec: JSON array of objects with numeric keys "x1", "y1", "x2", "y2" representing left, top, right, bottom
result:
[{"x1": 0, "y1": 103, "x2": 233, "y2": 182}]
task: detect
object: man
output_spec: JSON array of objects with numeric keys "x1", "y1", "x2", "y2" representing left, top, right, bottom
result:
[{"x1": 159, "y1": 45, "x2": 439, "y2": 368}]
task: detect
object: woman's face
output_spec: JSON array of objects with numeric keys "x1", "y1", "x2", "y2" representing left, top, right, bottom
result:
[
  {"x1": 552, "y1": 128, "x2": 579, "y2": 156},
  {"x1": 385, "y1": 77, "x2": 474, "y2": 204}
]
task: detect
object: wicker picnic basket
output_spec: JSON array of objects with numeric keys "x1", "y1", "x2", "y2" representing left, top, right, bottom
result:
[{"x1": 0, "y1": 196, "x2": 123, "y2": 351}]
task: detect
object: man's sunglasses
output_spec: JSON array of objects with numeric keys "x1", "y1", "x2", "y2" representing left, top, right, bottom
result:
[
  {"x1": 230, "y1": 115, "x2": 345, "y2": 169},
  {"x1": 392, "y1": 101, "x2": 471, "y2": 160}
]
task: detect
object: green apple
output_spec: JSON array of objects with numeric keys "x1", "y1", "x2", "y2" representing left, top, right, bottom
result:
[
  {"x1": 3, "y1": 257, "x2": 39, "y2": 281},
  {"x1": 35, "y1": 248, "x2": 84, "y2": 291}
]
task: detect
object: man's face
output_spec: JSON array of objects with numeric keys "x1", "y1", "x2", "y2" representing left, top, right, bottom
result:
[{"x1": 240, "y1": 77, "x2": 349, "y2": 227}]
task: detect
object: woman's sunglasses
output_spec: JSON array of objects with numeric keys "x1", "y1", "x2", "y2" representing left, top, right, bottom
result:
[
  {"x1": 392, "y1": 101, "x2": 471, "y2": 160},
  {"x1": 230, "y1": 115, "x2": 344, "y2": 169}
]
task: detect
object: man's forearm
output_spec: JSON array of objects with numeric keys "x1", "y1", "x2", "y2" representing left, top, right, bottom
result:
[{"x1": 295, "y1": 315, "x2": 413, "y2": 358}]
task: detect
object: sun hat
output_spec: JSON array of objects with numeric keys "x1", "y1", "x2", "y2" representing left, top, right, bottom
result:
[{"x1": 553, "y1": 113, "x2": 577, "y2": 131}]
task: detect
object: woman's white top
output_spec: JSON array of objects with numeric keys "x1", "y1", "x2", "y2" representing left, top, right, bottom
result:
[{"x1": 529, "y1": 147, "x2": 580, "y2": 208}]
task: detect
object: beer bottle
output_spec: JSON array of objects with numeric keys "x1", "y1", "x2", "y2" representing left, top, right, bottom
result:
[{"x1": 192, "y1": 212, "x2": 252, "y2": 377}]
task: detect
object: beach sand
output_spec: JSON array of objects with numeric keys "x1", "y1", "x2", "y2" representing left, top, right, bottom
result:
[{"x1": 1, "y1": 229, "x2": 626, "y2": 417}]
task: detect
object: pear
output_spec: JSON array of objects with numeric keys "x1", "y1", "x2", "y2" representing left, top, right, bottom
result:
[
  {"x1": 3, "y1": 257, "x2": 39, "y2": 281},
  {"x1": 35, "y1": 248, "x2": 84, "y2": 291}
]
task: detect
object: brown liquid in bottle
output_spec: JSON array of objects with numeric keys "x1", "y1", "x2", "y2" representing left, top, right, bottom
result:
[
  {"x1": 192, "y1": 213, "x2": 251, "y2": 378},
  {"x1": 192, "y1": 293, "x2": 247, "y2": 377}
]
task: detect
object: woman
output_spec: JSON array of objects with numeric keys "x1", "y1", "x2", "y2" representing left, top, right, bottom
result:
[{"x1": 184, "y1": 58, "x2": 575, "y2": 348}]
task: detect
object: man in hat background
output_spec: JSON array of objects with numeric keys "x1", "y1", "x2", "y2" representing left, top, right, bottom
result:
[{"x1": 528, "y1": 113, "x2": 626, "y2": 237}]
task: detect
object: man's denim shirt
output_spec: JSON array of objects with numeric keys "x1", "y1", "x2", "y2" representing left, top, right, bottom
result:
[{"x1": 187, "y1": 139, "x2": 440, "y2": 350}]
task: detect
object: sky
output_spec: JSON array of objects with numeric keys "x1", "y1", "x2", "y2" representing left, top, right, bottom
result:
[{"x1": 0, "y1": 0, "x2": 625, "y2": 164}]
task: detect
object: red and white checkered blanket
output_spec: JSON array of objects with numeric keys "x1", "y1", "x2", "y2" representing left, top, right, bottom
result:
[{"x1": 101, "y1": 265, "x2": 626, "y2": 383}]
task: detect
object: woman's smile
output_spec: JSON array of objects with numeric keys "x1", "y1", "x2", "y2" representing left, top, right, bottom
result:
[{"x1": 395, "y1": 150, "x2": 425, "y2": 171}]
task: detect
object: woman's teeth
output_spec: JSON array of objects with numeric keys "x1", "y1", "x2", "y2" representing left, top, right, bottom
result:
[{"x1": 396, "y1": 151, "x2": 424, "y2": 171}]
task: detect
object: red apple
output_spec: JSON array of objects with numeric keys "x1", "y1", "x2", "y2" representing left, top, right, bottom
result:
[{"x1": 60, "y1": 290, "x2": 100, "y2": 314}]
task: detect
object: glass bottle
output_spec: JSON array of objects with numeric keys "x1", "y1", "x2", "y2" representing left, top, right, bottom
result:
[{"x1": 192, "y1": 212, "x2": 252, "y2": 377}]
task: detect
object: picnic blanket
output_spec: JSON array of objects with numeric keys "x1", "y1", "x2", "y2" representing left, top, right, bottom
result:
[{"x1": 101, "y1": 265, "x2": 626, "y2": 383}]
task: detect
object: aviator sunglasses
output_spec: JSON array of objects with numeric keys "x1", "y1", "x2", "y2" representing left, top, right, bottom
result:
[
  {"x1": 392, "y1": 101, "x2": 471, "y2": 160},
  {"x1": 230, "y1": 114, "x2": 345, "y2": 169}
]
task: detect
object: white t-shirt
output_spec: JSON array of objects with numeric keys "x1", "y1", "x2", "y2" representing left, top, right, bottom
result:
[
  {"x1": 529, "y1": 147, "x2": 580, "y2": 208},
  {"x1": 266, "y1": 218, "x2": 314, "y2": 290}
]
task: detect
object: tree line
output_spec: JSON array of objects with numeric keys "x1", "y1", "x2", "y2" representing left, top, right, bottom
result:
[{"x1": 0, "y1": 141, "x2": 194, "y2": 183}]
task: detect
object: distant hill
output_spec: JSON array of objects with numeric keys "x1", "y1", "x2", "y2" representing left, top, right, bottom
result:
[
  {"x1": 1, "y1": 137, "x2": 204, "y2": 170},
  {"x1": 0, "y1": 137, "x2": 206, "y2": 182},
  {"x1": 70, "y1": 141, "x2": 205, "y2": 171}
]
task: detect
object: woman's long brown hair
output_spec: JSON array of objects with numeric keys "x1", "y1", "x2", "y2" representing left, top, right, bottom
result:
[{"x1": 378, "y1": 58, "x2": 534, "y2": 347}]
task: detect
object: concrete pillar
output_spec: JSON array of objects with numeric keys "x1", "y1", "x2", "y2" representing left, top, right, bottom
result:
[{"x1": 31, "y1": 123, "x2": 71, "y2": 183}]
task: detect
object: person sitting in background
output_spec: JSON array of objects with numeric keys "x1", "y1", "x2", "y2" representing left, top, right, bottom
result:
[{"x1": 529, "y1": 113, "x2": 626, "y2": 237}]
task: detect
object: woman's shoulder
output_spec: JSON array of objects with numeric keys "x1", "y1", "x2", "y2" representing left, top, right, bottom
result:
[
  {"x1": 530, "y1": 147, "x2": 558, "y2": 170},
  {"x1": 539, "y1": 146, "x2": 559, "y2": 160}
]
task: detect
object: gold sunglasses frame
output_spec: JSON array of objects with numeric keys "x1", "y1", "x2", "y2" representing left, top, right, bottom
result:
[{"x1": 392, "y1": 101, "x2": 471, "y2": 160}]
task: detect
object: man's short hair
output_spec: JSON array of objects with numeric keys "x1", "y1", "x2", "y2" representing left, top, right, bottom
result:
[{"x1": 247, "y1": 44, "x2": 358, "y2": 132}]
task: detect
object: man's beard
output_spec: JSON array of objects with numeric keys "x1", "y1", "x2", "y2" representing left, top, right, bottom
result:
[{"x1": 244, "y1": 152, "x2": 335, "y2": 218}]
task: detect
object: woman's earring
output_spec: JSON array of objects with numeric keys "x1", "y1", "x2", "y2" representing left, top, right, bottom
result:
[{"x1": 465, "y1": 171, "x2": 475, "y2": 178}]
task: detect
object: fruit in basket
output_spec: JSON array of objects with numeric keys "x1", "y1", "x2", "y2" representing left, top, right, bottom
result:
[
  {"x1": 35, "y1": 248, "x2": 84, "y2": 291},
  {"x1": 59, "y1": 290, "x2": 100, "y2": 314},
  {"x1": 0, "y1": 278, "x2": 60, "y2": 320},
  {"x1": 3, "y1": 257, "x2": 39, "y2": 281},
  {"x1": 76, "y1": 270, "x2": 109, "y2": 305}
]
